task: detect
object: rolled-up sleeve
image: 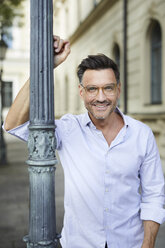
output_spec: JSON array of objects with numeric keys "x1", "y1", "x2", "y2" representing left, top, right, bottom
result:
[
  {"x1": 140, "y1": 129, "x2": 165, "y2": 224},
  {"x1": 3, "y1": 121, "x2": 30, "y2": 142},
  {"x1": 3, "y1": 120, "x2": 61, "y2": 149}
]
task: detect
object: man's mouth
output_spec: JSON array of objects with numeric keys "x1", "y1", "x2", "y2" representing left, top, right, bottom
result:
[{"x1": 92, "y1": 102, "x2": 110, "y2": 110}]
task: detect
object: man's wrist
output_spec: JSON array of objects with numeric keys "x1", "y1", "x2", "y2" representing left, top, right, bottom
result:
[
  {"x1": 142, "y1": 244, "x2": 154, "y2": 248},
  {"x1": 141, "y1": 239, "x2": 154, "y2": 248}
]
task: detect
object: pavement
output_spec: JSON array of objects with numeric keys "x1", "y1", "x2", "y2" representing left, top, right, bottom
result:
[
  {"x1": 0, "y1": 136, "x2": 165, "y2": 248},
  {"x1": 0, "y1": 137, "x2": 64, "y2": 248}
]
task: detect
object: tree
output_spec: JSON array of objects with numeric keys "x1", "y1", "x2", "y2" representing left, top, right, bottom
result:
[{"x1": 0, "y1": 0, "x2": 24, "y2": 39}]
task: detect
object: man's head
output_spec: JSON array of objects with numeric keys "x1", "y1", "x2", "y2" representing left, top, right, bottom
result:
[
  {"x1": 77, "y1": 54, "x2": 121, "y2": 122},
  {"x1": 77, "y1": 54, "x2": 120, "y2": 85}
]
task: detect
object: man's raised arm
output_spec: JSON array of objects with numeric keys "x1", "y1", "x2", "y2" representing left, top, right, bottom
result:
[{"x1": 4, "y1": 36, "x2": 70, "y2": 131}]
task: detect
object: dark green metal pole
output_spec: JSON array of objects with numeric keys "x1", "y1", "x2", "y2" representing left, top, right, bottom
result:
[{"x1": 23, "y1": 0, "x2": 59, "y2": 247}]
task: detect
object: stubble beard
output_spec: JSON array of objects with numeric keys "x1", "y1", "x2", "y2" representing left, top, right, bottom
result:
[{"x1": 85, "y1": 100, "x2": 117, "y2": 120}]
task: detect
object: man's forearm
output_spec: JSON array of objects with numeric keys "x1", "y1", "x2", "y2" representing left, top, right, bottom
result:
[
  {"x1": 4, "y1": 79, "x2": 30, "y2": 131},
  {"x1": 141, "y1": 220, "x2": 160, "y2": 248}
]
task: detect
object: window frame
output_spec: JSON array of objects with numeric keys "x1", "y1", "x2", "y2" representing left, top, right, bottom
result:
[{"x1": 150, "y1": 21, "x2": 162, "y2": 104}]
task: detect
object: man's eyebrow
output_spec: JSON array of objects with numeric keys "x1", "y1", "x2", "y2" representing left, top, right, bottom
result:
[{"x1": 85, "y1": 83, "x2": 116, "y2": 86}]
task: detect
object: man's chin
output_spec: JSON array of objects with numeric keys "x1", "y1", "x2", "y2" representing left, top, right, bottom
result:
[
  {"x1": 93, "y1": 115, "x2": 106, "y2": 120},
  {"x1": 89, "y1": 111, "x2": 109, "y2": 120},
  {"x1": 89, "y1": 107, "x2": 117, "y2": 120}
]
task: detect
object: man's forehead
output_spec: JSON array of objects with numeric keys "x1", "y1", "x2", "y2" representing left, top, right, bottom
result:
[{"x1": 82, "y1": 68, "x2": 117, "y2": 85}]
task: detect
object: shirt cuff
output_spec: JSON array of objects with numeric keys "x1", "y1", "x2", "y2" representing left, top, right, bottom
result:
[
  {"x1": 140, "y1": 203, "x2": 165, "y2": 224},
  {"x1": 2, "y1": 121, "x2": 29, "y2": 142}
]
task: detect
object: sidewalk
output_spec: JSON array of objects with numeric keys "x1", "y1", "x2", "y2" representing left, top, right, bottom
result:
[
  {"x1": 0, "y1": 137, "x2": 164, "y2": 247},
  {"x1": 0, "y1": 138, "x2": 64, "y2": 248}
]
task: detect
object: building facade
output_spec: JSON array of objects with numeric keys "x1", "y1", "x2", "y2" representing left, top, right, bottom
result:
[
  {"x1": 2, "y1": 0, "x2": 30, "y2": 142},
  {"x1": 2, "y1": 0, "x2": 30, "y2": 127},
  {"x1": 53, "y1": 0, "x2": 165, "y2": 171}
]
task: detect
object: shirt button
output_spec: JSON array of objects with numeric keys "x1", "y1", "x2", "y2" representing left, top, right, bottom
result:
[
  {"x1": 105, "y1": 170, "x2": 109, "y2": 174},
  {"x1": 104, "y1": 208, "x2": 109, "y2": 212},
  {"x1": 105, "y1": 188, "x2": 109, "y2": 192}
]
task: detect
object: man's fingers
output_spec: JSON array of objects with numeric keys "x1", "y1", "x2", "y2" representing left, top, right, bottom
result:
[
  {"x1": 57, "y1": 42, "x2": 70, "y2": 62},
  {"x1": 53, "y1": 35, "x2": 60, "y2": 48},
  {"x1": 64, "y1": 42, "x2": 71, "y2": 56},
  {"x1": 53, "y1": 35, "x2": 70, "y2": 56},
  {"x1": 60, "y1": 42, "x2": 71, "y2": 58},
  {"x1": 54, "y1": 40, "x2": 70, "y2": 54},
  {"x1": 55, "y1": 39, "x2": 64, "y2": 53}
]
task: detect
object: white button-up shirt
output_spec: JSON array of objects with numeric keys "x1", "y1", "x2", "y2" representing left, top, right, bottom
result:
[{"x1": 6, "y1": 108, "x2": 165, "y2": 248}]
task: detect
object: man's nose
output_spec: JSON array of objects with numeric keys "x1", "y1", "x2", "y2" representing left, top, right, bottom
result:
[{"x1": 96, "y1": 88, "x2": 106, "y2": 101}]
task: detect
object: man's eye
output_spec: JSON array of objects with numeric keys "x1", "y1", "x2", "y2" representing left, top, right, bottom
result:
[
  {"x1": 87, "y1": 87, "x2": 97, "y2": 92},
  {"x1": 104, "y1": 85, "x2": 114, "y2": 91}
]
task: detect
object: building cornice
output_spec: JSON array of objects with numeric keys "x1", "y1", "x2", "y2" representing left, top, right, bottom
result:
[
  {"x1": 69, "y1": 0, "x2": 117, "y2": 44},
  {"x1": 130, "y1": 113, "x2": 165, "y2": 121}
]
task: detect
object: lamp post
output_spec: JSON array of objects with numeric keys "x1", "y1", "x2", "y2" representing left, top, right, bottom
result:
[
  {"x1": 23, "y1": 0, "x2": 59, "y2": 247},
  {"x1": 0, "y1": 33, "x2": 8, "y2": 165}
]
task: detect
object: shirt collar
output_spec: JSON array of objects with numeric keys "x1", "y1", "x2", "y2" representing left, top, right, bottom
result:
[
  {"x1": 82, "y1": 112, "x2": 92, "y2": 127},
  {"x1": 82, "y1": 107, "x2": 129, "y2": 128},
  {"x1": 115, "y1": 107, "x2": 129, "y2": 128}
]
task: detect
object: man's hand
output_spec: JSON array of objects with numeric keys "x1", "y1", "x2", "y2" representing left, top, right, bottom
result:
[{"x1": 53, "y1": 35, "x2": 70, "y2": 68}]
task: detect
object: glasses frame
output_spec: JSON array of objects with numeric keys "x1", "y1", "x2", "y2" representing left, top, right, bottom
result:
[{"x1": 80, "y1": 83, "x2": 118, "y2": 97}]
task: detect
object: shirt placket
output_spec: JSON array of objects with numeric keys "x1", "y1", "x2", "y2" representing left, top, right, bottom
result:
[
  {"x1": 104, "y1": 148, "x2": 111, "y2": 238},
  {"x1": 103, "y1": 126, "x2": 128, "y2": 242},
  {"x1": 90, "y1": 123, "x2": 128, "y2": 246},
  {"x1": 91, "y1": 127, "x2": 110, "y2": 242}
]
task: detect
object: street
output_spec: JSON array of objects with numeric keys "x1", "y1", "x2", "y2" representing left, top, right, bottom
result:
[{"x1": 0, "y1": 137, "x2": 164, "y2": 247}]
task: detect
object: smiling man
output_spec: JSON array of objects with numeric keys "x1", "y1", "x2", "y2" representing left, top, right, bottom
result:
[
  {"x1": 4, "y1": 37, "x2": 165, "y2": 248},
  {"x1": 77, "y1": 57, "x2": 124, "y2": 147}
]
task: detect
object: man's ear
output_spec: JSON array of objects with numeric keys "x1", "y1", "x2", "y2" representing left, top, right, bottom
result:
[{"x1": 79, "y1": 84, "x2": 83, "y2": 99}]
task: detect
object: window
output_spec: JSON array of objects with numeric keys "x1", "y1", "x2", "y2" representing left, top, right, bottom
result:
[
  {"x1": 93, "y1": 0, "x2": 101, "y2": 7},
  {"x1": 93, "y1": 0, "x2": 97, "y2": 7},
  {"x1": 113, "y1": 43, "x2": 120, "y2": 71},
  {"x1": 150, "y1": 21, "x2": 162, "y2": 104},
  {"x1": 113, "y1": 43, "x2": 120, "y2": 106},
  {"x1": 3, "y1": 31, "x2": 13, "y2": 49},
  {"x1": 2, "y1": 81, "x2": 13, "y2": 108}
]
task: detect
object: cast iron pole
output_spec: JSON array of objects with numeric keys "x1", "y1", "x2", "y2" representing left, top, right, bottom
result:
[{"x1": 23, "y1": 0, "x2": 59, "y2": 247}]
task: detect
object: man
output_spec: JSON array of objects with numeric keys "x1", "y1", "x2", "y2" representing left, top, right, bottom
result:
[{"x1": 4, "y1": 36, "x2": 165, "y2": 248}]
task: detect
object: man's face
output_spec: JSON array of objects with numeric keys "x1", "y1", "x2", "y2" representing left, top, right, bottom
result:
[{"x1": 79, "y1": 69, "x2": 121, "y2": 121}]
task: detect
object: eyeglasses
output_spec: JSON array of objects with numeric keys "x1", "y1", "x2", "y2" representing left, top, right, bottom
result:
[{"x1": 81, "y1": 83, "x2": 118, "y2": 97}]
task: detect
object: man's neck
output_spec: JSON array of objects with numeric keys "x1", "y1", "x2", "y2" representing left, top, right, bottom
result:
[
  {"x1": 88, "y1": 111, "x2": 123, "y2": 132},
  {"x1": 88, "y1": 110, "x2": 124, "y2": 146}
]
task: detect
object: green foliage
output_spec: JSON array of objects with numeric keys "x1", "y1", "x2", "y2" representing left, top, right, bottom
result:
[{"x1": 0, "y1": 0, "x2": 24, "y2": 37}]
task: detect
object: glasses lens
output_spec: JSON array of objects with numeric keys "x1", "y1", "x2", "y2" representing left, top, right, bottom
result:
[
  {"x1": 103, "y1": 84, "x2": 116, "y2": 96},
  {"x1": 86, "y1": 86, "x2": 98, "y2": 96}
]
